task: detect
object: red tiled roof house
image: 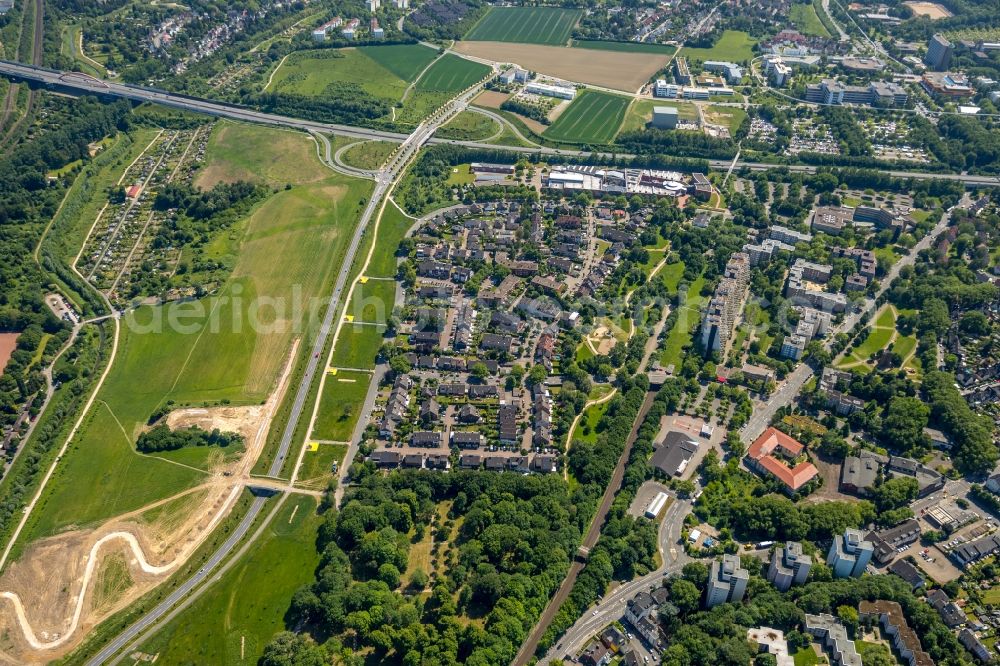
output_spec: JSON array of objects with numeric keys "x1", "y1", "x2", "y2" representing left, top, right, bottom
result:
[{"x1": 746, "y1": 427, "x2": 819, "y2": 494}]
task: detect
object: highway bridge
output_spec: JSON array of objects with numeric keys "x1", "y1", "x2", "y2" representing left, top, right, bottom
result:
[{"x1": 3, "y1": 58, "x2": 1000, "y2": 188}]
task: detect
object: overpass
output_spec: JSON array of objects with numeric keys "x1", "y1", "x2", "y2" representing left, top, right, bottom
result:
[{"x1": 2, "y1": 59, "x2": 1000, "y2": 187}]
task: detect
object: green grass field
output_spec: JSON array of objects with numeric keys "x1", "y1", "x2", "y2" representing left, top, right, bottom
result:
[
  {"x1": 705, "y1": 104, "x2": 747, "y2": 134},
  {"x1": 659, "y1": 275, "x2": 706, "y2": 369},
  {"x1": 313, "y1": 370, "x2": 372, "y2": 441},
  {"x1": 330, "y1": 323, "x2": 386, "y2": 370},
  {"x1": 621, "y1": 99, "x2": 699, "y2": 133},
  {"x1": 296, "y1": 442, "x2": 348, "y2": 488},
  {"x1": 347, "y1": 279, "x2": 396, "y2": 323},
  {"x1": 680, "y1": 30, "x2": 757, "y2": 62},
  {"x1": 571, "y1": 39, "x2": 677, "y2": 55},
  {"x1": 465, "y1": 6, "x2": 582, "y2": 45},
  {"x1": 437, "y1": 110, "x2": 500, "y2": 141},
  {"x1": 365, "y1": 200, "x2": 414, "y2": 279},
  {"x1": 267, "y1": 44, "x2": 437, "y2": 109},
  {"x1": 340, "y1": 140, "x2": 398, "y2": 171},
  {"x1": 138, "y1": 496, "x2": 322, "y2": 665},
  {"x1": 790, "y1": 1, "x2": 832, "y2": 37},
  {"x1": 544, "y1": 91, "x2": 630, "y2": 144},
  {"x1": 575, "y1": 400, "x2": 611, "y2": 444},
  {"x1": 22, "y1": 124, "x2": 373, "y2": 538},
  {"x1": 416, "y1": 54, "x2": 491, "y2": 93}
]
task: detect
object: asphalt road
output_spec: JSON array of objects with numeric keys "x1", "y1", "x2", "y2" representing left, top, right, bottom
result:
[
  {"x1": 741, "y1": 196, "x2": 965, "y2": 444},
  {"x1": 85, "y1": 495, "x2": 269, "y2": 666},
  {"x1": 3, "y1": 60, "x2": 1000, "y2": 186}
]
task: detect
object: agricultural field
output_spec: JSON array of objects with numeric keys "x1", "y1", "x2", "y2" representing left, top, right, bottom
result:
[
  {"x1": 313, "y1": 370, "x2": 372, "y2": 441},
  {"x1": 543, "y1": 90, "x2": 630, "y2": 144},
  {"x1": 680, "y1": 30, "x2": 756, "y2": 62},
  {"x1": 416, "y1": 53, "x2": 491, "y2": 93},
  {"x1": 137, "y1": 496, "x2": 322, "y2": 665},
  {"x1": 265, "y1": 44, "x2": 437, "y2": 106},
  {"x1": 571, "y1": 39, "x2": 677, "y2": 55},
  {"x1": 22, "y1": 124, "x2": 373, "y2": 538},
  {"x1": 464, "y1": 6, "x2": 582, "y2": 45}
]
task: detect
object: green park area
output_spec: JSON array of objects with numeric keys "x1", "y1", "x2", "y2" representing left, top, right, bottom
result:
[
  {"x1": 659, "y1": 274, "x2": 707, "y2": 369},
  {"x1": 544, "y1": 90, "x2": 631, "y2": 144},
  {"x1": 330, "y1": 323, "x2": 386, "y2": 370},
  {"x1": 838, "y1": 306, "x2": 920, "y2": 375},
  {"x1": 313, "y1": 370, "x2": 372, "y2": 441},
  {"x1": 464, "y1": 6, "x2": 582, "y2": 45},
  {"x1": 681, "y1": 30, "x2": 756, "y2": 62},
  {"x1": 22, "y1": 123, "x2": 373, "y2": 539},
  {"x1": 138, "y1": 496, "x2": 322, "y2": 665}
]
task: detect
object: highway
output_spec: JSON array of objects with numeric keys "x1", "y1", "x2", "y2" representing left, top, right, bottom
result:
[
  {"x1": 85, "y1": 495, "x2": 270, "y2": 666},
  {"x1": 3, "y1": 59, "x2": 1000, "y2": 187},
  {"x1": 79, "y1": 75, "x2": 487, "y2": 666}
]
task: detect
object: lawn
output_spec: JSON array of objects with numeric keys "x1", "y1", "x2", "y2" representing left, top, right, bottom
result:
[
  {"x1": 658, "y1": 262, "x2": 685, "y2": 294},
  {"x1": 575, "y1": 400, "x2": 611, "y2": 444},
  {"x1": 571, "y1": 39, "x2": 677, "y2": 55},
  {"x1": 366, "y1": 199, "x2": 414, "y2": 279},
  {"x1": 23, "y1": 124, "x2": 373, "y2": 538},
  {"x1": 313, "y1": 370, "x2": 372, "y2": 441},
  {"x1": 465, "y1": 6, "x2": 582, "y2": 45},
  {"x1": 792, "y1": 648, "x2": 820, "y2": 666},
  {"x1": 296, "y1": 443, "x2": 348, "y2": 489},
  {"x1": 680, "y1": 30, "x2": 756, "y2": 62},
  {"x1": 705, "y1": 104, "x2": 747, "y2": 134},
  {"x1": 416, "y1": 54, "x2": 491, "y2": 93},
  {"x1": 340, "y1": 140, "x2": 398, "y2": 171},
  {"x1": 347, "y1": 279, "x2": 396, "y2": 324},
  {"x1": 790, "y1": 1, "x2": 832, "y2": 37},
  {"x1": 659, "y1": 275, "x2": 706, "y2": 369},
  {"x1": 138, "y1": 496, "x2": 322, "y2": 666},
  {"x1": 437, "y1": 110, "x2": 500, "y2": 141},
  {"x1": 544, "y1": 90, "x2": 631, "y2": 145},
  {"x1": 621, "y1": 99, "x2": 698, "y2": 133},
  {"x1": 330, "y1": 323, "x2": 387, "y2": 370}
]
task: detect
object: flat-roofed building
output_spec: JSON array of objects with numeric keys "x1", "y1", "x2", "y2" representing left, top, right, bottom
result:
[
  {"x1": 828, "y1": 528, "x2": 874, "y2": 578},
  {"x1": 767, "y1": 541, "x2": 812, "y2": 591},
  {"x1": 706, "y1": 554, "x2": 749, "y2": 608}
]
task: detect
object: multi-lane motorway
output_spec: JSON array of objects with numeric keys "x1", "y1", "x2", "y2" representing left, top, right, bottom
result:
[{"x1": 3, "y1": 59, "x2": 1000, "y2": 187}]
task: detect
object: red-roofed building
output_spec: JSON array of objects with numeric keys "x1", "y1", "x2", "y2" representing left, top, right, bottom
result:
[
  {"x1": 125, "y1": 184, "x2": 142, "y2": 199},
  {"x1": 746, "y1": 427, "x2": 818, "y2": 493}
]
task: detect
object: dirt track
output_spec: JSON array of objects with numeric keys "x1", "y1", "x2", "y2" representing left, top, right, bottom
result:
[{"x1": 0, "y1": 342, "x2": 298, "y2": 663}]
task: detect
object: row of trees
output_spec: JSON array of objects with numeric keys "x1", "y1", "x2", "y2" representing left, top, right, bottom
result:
[{"x1": 135, "y1": 424, "x2": 242, "y2": 453}]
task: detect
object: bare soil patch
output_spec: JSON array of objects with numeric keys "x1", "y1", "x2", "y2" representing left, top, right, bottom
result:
[
  {"x1": 474, "y1": 90, "x2": 509, "y2": 109},
  {"x1": 902, "y1": 1, "x2": 952, "y2": 18},
  {"x1": 453, "y1": 41, "x2": 669, "y2": 92},
  {"x1": 0, "y1": 333, "x2": 17, "y2": 376}
]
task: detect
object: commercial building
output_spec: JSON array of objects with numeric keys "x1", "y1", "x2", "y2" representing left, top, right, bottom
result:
[
  {"x1": 651, "y1": 106, "x2": 679, "y2": 129},
  {"x1": 650, "y1": 431, "x2": 699, "y2": 477},
  {"x1": 921, "y1": 71, "x2": 973, "y2": 97},
  {"x1": 703, "y1": 60, "x2": 744, "y2": 83},
  {"x1": 525, "y1": 81, "x2": 575, "y2": 100},
  {"x1": 746, "y1": 427, "x2": 819, "y2": 493},
  {"x1": 804, "y1": 79, "x2": 908, "y2": 107},
  {"x1": 706, "y1": 554, "x2": 749, "y2": 608},
  {"x1": 765, "y1": 57, "x2": 792, "y2": 87},
  {"x1": 767, "y1": 541, "x2": 812, "y2": 591},
  {"x1": 827, "y1": 529, "x2": 874, "y2": 578},
  {"x1": 700, "y1": 252, "x2": 751, "y2": 355},
  {"x1": 925, "y1": 34, "x2": 954, "y2": 70},
  {"x1": 645, "y1": 491, "x2": 669, "y2": 519},
  {"x1": 811, "y1": 206, "x2": 853, "y2": 235},
  {"x1": 653, "y1": 79, "x2": 681, "y2": 98},
  {"x1": 804, "y1": 614, "x2": 862, "y2": 666}
]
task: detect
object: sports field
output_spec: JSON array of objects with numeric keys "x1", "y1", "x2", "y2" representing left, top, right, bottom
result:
[
  {"x1": 23, "y1": 123, "x2": 374, "y2": 538},
  {"x1": 313, "y1": 370, "x2": 372, "y2": 441},
  {"x1": 416, "y1": 54, "x2": 491, "y2": 93},
  {"x1": 465, "y1": 6, "x2": 582, "y2": 45},
  {"x1": 138, "y1": 496, "x2": 322, "y2": 665},
  {"x1": 543, "y1": 90, "x2": 630, "y2": 144},
  {"x1": 680, "y1": 30, "x2": 756, "y2": 62}
]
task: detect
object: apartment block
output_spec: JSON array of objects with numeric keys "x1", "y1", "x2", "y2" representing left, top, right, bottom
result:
[
  {"x1": 827, "y1": 528, "x2": 874, "y2": 578},
  {"x1": 767, "y1": 541, "x2": 812, "y2": 591},
  {"x1": 700, "y1": 252, "x2": 750, "y2": 355},
  {"x1": 706, "y1": 554, "x2": 749, "y2": 608}
]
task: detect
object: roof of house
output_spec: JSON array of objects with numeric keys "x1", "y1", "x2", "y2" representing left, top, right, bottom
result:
[{"x1": 748, "y1": 428, "x2": 818, "y2": 490}]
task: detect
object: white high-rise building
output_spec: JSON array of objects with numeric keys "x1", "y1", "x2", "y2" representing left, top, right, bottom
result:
[
  {"x1": 706, "y1": 554, "x2": 749, "y2": 608},
  {"x1": 828, "y1": 529, "x2": 874, "y2": 578},
  {"x1": 768, "y1": 541, "x2": 812, "y2": 591}
]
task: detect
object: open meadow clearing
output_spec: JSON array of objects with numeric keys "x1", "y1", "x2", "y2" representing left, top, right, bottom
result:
[
  {"x1": 330, "y1": 323, "x2": 386, "y2": 370},
  {"x1": 622, "y1": 99, "x2": 699, "y2": 133},
  {"x1": 416, "y1": 53, "x2": 491, "y2": 93},
  {"x1": 681, "y1": 30, "x2": 756, "y2": 62},
  {"x1": 790, "y1": 1, "x2": 832, "y2": 37},
  {"x1": 464, "y1": 6, "x2": 582, "y2": 45},
  {"x1": 313, "y1": 370, "x2": 372, "y2": 441},
  {"x1": 347, "y1": 278, "x2": 396, "y2": 323},
  {"x1": 137, "y1": 496, "x2": 322, "y2": 665},
  {"x1": 340, "y1": 140, "x2": 398, "y2": 171},
  {"x1": 544, "y1": 90, "x2": 630, "y2": 144},
  {"x1": 452, "y1": 41, "x2": 669, "y2": 92},
  {"x1": 365, "y1": 200, "x2": 414, "y2": 278},
  {"x1": 23, "y1": 123, "x2": 373, "y2": 538}
]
